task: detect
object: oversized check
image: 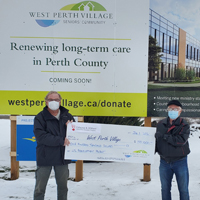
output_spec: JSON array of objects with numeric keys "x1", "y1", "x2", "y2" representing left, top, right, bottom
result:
[{"x1": 65, "y1": 123, "x2": 156, "y2": 163}]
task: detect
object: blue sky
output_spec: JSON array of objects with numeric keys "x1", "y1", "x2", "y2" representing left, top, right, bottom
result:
[{"x1": 150, "y1": 0, "x2": 200, "y2": 41}]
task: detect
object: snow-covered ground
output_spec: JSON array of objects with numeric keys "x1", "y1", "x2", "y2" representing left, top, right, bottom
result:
[{"x1": 0, "y1": 119, "x2": 200, "y2": 200}]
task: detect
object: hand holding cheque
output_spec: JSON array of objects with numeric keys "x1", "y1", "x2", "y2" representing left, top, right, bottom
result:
[{"x1": 63, "y1": 120, "x2": 74, "y2": 146}]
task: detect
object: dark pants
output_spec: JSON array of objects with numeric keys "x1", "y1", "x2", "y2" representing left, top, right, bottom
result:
[
  {"x1": 34, "y1": 165, "x2": 69, "y2": 200},
  {"x1": 159, "y1": 157, "x2": 189, "y2": 200}
]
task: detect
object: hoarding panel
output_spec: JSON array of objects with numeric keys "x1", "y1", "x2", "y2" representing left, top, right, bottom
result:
[{"x1": 0, "y1": 0, "x2": 149, "y2": 116}]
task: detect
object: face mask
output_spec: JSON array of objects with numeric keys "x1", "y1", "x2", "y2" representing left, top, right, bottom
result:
[
  {"x1": 48, "y1": 101, "x2": 60, "y2": 110},
  {"x1": 168, "y1": 111, "x2": 179, "y2": 120}
]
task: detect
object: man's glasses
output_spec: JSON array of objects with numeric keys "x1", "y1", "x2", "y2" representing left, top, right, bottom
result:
[
  {"x1": 47, "y1": 99, "x2": 60, "y2": 102},
  {"x1": 167, "y1": 108, "x2": 180, "y2": 111}
]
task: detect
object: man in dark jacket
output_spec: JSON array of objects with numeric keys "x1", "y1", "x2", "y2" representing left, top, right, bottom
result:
[
  {"x1": 155, "y1": 100, "x2": 190, "y2": 200},
  {"x1": 33, "y1": 91, "x2": 74, "y2": 200}
]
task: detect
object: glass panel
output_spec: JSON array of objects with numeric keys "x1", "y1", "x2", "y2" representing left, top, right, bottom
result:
[
  {"x1": 150, "y1": 28, "x2": 154, "y2": 37},
  {"x1": 152, "y1": 16, "x2": 159, "y2": 25},
  {"x1": 160, "y1": 27, "x2": 167, "y2": 34},
  {"x1": 161, "y1": 56, "x2": 167, "y2": 62},
  {"x1": 168, "y1": 31, "x2": 173, "y2": 37},
  {"x1": 160, "y1": 22, "x2": 167, "y2": 29},
  {"x1": 188, "y1": 45, "x2": 190, "y2": 59},
  {"x1": 177, "y1": 39, "x2": 179, "y2": 55},
  {"x1": 168, "y1": 26, "x2": 173, "y2": 33},
  {"x1": 152, "y1": 22, "x2": 159, "y2": 30},
  {"x1": 161, "y1": 17, "x2": 167, "y2": 24},
  {"x1": 152, "y1": 11, "x2": 160, "y2": 19},
  {"x1": 174, "y1": 34, "x2": 179, "y2": 40},
  {"x1": 167, "y1": 54, "x2": 173, "y2": 60},
  {"x1": 154, "y1": 29, "x2": 157, "y2": 39},
  {"x1": 167, "y1": 58, "x2": 172, "y2": 63},
  {"x1": 159, "y1": 31, "x2": 163, "y2": 47},
  {"x1": 171, "y1": 38, "x2": 175, "y2": 54}
]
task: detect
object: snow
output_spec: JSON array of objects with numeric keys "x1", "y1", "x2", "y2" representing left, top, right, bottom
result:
[{"x1": 0, "y1": 119, "x2": 200, "y2": 200}]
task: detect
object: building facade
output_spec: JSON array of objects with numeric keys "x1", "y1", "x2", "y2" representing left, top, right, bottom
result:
[{"x1": 149, "y1": 9, "x2": 200, "y2": 81}]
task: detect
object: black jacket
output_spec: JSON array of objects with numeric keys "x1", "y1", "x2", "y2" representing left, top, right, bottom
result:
[
  {"x1": 34, "y1": 106, "x2": 74, "y2": 166},
  {"x1": 155, "y1": 117, "x2": 190, "y2": 161}
]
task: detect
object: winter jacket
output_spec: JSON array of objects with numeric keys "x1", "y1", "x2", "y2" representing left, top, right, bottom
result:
[
  {"x1": 34, "y1": 106, "x2": 74, "y2": 166},
  {"x1": 155, "y1": 117, "x2": 190, "y2": 161}
]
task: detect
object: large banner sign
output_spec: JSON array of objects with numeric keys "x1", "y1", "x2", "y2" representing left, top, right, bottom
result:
[
  {"x1": 0, "y1": 0, "x2": 149, "y2": 116},
  {"x1": 65, "y1": 122, "x2": 156, "y2": 163}
]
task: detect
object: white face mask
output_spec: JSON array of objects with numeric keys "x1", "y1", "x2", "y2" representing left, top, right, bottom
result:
[{"x1": 48, "y1": 101, "x2": 60, "y2": 110}]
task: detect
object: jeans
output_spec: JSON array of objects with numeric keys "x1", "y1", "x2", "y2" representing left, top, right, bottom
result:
[
  {"x1": 34, "y1": 165, "x2": 69, "y2": 200},
  {"x1": 159, "y1": 157, "x2": 189, "y2": 200}
]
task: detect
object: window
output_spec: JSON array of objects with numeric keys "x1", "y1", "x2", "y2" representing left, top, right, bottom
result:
[
  {"x1": 186, "y1": 45, "x2": 189, "y2": 58},
  {"x1": 168, "y1": 63, "x2": 170, "y2": 78},
  {"x1": 152, "y1": 16, "x2": 159, "y2": 25},
  {"x1": 162, "y1": 33, "x2": 165, "y2": 52},
  {"x1": 188, "y1": 45, "x2": 190, "y2": 59},
  {"x1": 154, "y1": 29, "x2": 157, "y2": 39},
  {"x1": 169, "y1": 36, "x2": 171, "y2": 54},
  {"x1": 175, "y1": 39, "x2": 178, "y2": 55},
  {"x1": 171, "y1": 38, "x2": 175, "y2": 55}
]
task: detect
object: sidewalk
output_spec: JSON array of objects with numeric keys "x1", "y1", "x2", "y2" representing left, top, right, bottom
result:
[{"x1": 148, "y1": 82, "x2": 200, "y2": 87}]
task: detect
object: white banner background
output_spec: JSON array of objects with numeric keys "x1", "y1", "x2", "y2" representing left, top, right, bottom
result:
[{"x1": 0, "y1": 0, "x2": 149, "y2": 93}]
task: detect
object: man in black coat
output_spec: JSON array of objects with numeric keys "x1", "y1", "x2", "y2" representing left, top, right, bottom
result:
[
  {"x1": 155, "y1": 100, "x2": 190, "y2": 200},
  {"x1": 33, "y1": 91, "x2": 74, "y2": 200}
]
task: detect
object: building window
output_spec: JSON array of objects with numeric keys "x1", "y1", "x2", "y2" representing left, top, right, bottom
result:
[
  {"x1": 188, "y1": 45, "x2": 190, "y2": 59},
  {"x1": 190, "y1": 46, "x2": 192, "y2": 59},
  {"x1": 175, "y1": 39, "x2": 178, "y2": 55},
  {"x1": 186, "y1": 45, "x2": 189, "y2": 58},
  {"x1": 173, "y1": 38, "x2": 177, "y2": 56},
  {"x1": 154, "y1": 29, "x2": 157, "y2": 39},
  {"x1": 162, "y1": 33, "x2": 165, "y2": 52},
  {"x1": 169, "y1": 36, "x2": 171, "y2": 54},
  {"x1": 168, "y1": 63, "x2": 170, "y2": 78},
  {"x1": 194, "y1": 48, "x2": 196, "y2": 60}
]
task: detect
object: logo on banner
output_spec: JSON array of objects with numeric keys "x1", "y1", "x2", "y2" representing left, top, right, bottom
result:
[
  {"x1": 71, "y1": 124, "x2": 76, "y2": 131},
  {"x1": 124, "y1": 150, "x2": 148, "y2": 158},
  {"x1": 23, "y1": 136, "x2": 36, "y2": 142},
  {"x1": 61, "y1": 1, "x2": 106, "y2": 11},
  {"x1": 29, "y1": 1, "x2": 113, "y2": 27},
  {"x1": 133, "y1": 150, "x2": 147, "y2": 154}
]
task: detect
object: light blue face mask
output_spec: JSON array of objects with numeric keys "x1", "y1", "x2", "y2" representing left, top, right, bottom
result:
[{"x1": 168, "y1": 110, "x2": 179, "y2": 120}]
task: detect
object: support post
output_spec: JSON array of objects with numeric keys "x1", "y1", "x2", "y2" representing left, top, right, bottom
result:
[
  {"x1": 143, "y1": 163, "x2": 151, "y2": 182},
  {"x1": 10, "y1": 116, "x2": 19, "y2": 180},
  {"x1": 75, "y1": 116, "x2": 84, "y2": 182},
  {"x1": 143, "y1": 117, "x2": 152, "y2": 182}
]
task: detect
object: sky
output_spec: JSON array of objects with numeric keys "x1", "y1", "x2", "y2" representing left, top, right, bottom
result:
[{"x1": 150, "y1": 0, "x2": 200, "y2": 41}]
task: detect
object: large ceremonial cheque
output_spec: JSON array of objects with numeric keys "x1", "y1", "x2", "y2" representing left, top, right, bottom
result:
[
  {"x1": 65, "y1": 123, "x2": 156, "y2": 163},
  {"x1": 0, "y1": 0, "x2": 149, "y2": 117}
]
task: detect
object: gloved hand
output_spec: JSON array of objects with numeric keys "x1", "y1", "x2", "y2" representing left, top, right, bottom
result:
[
  {"x1": 163, "y1": 134, "x2": 172, "y2": 142},
  {"x1": 155, "y1": 131, "x2": 163, "y2": 139},
  {"x1": 163, "y1": 134, "x2": 169, "y2": 140}
]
